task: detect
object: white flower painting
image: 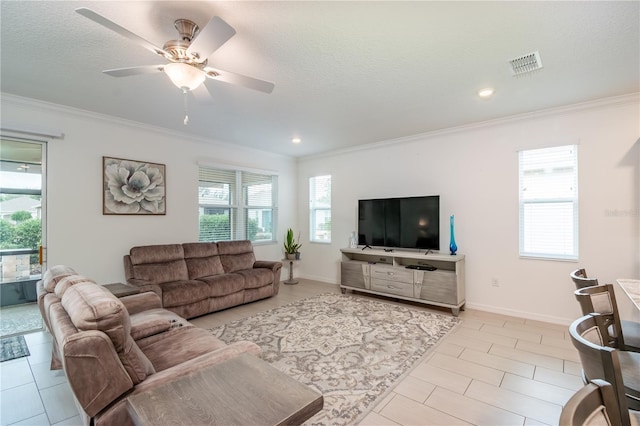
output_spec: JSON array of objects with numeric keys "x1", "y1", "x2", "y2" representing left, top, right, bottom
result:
[{"x1": 103, "y1": 157, "x2": 166, "y2": 215}]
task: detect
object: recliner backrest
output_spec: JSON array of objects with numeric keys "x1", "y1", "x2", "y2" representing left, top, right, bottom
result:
[
  {"x1": 51, "y1": 281, "x2": 155, "y2": 418},
  {"x1": 182, "y1": 242, "x2": 225, "y2": 279},
  {"x1": 61, "y1": 282, "x2": 155, "y2": 384},
  {"x1": 41, "y1": 265, "x2": 78, "y2": 292},
  {"x1": 37, "y1": 265, "x2": 81, "y2": 340},
  {"x1": 218, "y1": 240, "x2": 256, "y2": 273},
  {"x1": 126, "y1": 244, "x2": 189, "y2": 284}
]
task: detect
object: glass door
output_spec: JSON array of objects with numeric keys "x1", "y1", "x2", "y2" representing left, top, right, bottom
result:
[{"x1": 0, "y1": 138, "x2": 46, "y2": 336}]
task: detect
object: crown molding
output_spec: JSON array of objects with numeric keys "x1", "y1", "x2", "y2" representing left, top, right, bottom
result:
[
  {"x1": 299, "y1": 92, "x2": 640, "y2": 162},
  {"x1": 0, "y1": 92, "x2": 292, "y2": 161},
  {"x1": 0, "y1": 125, "x2": 63, "y2": 140}
]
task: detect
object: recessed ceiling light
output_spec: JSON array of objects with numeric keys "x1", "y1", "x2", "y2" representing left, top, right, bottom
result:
[
  {"x1": 292, "y1": 138, "x2": 301, "y2": 144},
  {"x1": 478, "y1": 88, "x2": 495, "y2": 98}
]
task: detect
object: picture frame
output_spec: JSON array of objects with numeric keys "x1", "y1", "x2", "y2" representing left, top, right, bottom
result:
[{"x1": 103, "y1": 156, "x2": 166, "y2": 215}]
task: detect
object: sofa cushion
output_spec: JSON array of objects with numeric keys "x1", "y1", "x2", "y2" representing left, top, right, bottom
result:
[
  {"x1": 129, "y1": 309, "x2": 176, "y2": 341},
  {"x1": 61, "y1": 282, "x2": 154, "y2": 384},
  {"x1": 43, "y1": 265, "x2": 77, "y2": 292},
  {"x1": 216, "y1": 240, "x2": 253, "y2": 255},
  {"x1": 128, "y1": 244, "x2": 190, "y2": 284},
  {"x1": 137, "y1": 326, "x2": 228, "y2": 372},
  {"x1": 159, "y1": 280, "x2": 210, "y2": 308},
  {"x1": 129, "y1": 244, "x2": 185, "y2": 265},
  {"x1": 236, "y1": 268, "x2": 273, "y2": 289},
  {"x1": 183, "y1": 243, "x2": 225, "y2": 279},
  {"x1": 131, "y1": 259, "x2": 189, "y2": 284},
  {"x1": 244, "y1": 285, "x2": 277, "y2": 304},
  {"x1": 209, "y1": 292, "x2": 245, "y2": 314},
  {"x1": 130, "y1": 309, "x2": 189, "y2": 344},
  {"x1": 182, "y1": 242, "x2": 218, "y2": 258},
  {"x1": 54, "y1": 275, "x2": 96, "y2": 298},
  {"x1": 198, "y1": 273, "x2": 245, "y2": 297},
  {"x1": 218, "y1": 240, "x2": 256, "y2": 273}
]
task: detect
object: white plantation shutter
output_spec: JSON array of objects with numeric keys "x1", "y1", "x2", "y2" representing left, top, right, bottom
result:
[
  {"x1": 309, "y1": 175, "x2": 331, "y2": 242},
  {"x1": 519, "y1": 145, "x2": 578, "y2": 260},
  {"x1": 199, "y1": 167, "x2": 277, "y2": 243}
]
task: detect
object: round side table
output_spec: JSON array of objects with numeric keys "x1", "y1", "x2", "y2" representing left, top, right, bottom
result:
[{"x1": 282, "y1": 258, "x2": 299, "y2": 285}]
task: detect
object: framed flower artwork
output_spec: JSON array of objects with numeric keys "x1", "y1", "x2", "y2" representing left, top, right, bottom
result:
[{"x1": 103, "y1": 156, "x2": 166, "y2": 215}]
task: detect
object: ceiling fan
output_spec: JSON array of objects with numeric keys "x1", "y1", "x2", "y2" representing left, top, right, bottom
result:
[{"x1": 75, "y1": 8, "x2": 275, "y2": 97}]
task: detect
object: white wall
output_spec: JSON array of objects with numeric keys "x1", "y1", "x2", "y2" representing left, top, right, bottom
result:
[
  {"x1": 1, "y1": 94, "x2": 297, "y2": 284},
  {"x1": 297, "y1": 94, "x2": 640, "y2": 324},
  {"x1": 3, "y1": 93, "x2": 637, "y2": 325}
]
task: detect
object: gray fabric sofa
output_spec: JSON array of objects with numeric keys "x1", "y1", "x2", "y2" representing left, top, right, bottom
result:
[
  {"x1": 123, "y1": 240, "x2": 282, "y2": 319},
  {"x1": 38, "y1": 266, "x2": 261, "y2": 426}
]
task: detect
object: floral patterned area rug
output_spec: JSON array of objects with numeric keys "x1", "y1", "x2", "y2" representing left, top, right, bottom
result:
[{"x1": 209, "y1": 293, "x2": 459, "y2": 425}]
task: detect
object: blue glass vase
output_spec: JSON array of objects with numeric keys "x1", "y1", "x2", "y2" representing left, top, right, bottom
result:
[{"x1": 449, "y1": 215, "x2": 458, "y2": 255}]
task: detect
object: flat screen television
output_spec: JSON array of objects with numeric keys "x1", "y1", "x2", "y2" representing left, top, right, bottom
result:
[{"x1": 358, "y1": 195, "x2": 440, "y2": 250}]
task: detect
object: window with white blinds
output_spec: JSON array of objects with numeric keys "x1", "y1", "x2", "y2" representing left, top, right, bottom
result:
[
  {"x1": 519, "y1": 145, "x2": 578, "y2": 260},
  {"x1": 199, "y1": 167, "x2": 277, "y2": 243},
  {"x1": 309, "y1": 175, "x2": 331, "y2": 243}
]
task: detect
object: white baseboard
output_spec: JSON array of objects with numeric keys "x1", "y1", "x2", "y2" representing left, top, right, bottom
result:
[
  {"x1": 464, "y1": 302, "x2": 573, "y2": 326},
  {"x1": 296, "y1": 275, "x2": 573, "y2": 326}
]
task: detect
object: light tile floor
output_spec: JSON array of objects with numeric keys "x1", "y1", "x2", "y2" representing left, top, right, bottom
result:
[
  {"x1": 0, "y1": 331, "x2": 82, "y2": 426},
  {"x1": 1, "y1": 280, "x2": 584, "y2": 425}
]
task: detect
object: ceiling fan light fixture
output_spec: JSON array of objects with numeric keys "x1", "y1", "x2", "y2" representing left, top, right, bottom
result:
[{"x1": 164, "y1": 62, "x2": 206, "y2": 91}]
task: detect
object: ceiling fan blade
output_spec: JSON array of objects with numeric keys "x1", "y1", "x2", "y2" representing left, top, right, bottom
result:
[
  {"x1": 192, "y1": 83, "x2": 214, "y2": 104},
  {"x1": 186, "y1": 16, "x2": 236, "y2": 59},
  {"x1": 103, "y1": 65, "x2": 165, "y2": 77},
  {"x1": 75, "y1": 8, "x2": 167, "y2": 59},
  {"x1": 205, "y1": 67, "x2": 275, "y2": 94}
]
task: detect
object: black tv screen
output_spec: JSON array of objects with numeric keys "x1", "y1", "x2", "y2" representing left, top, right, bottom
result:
[{"x1": 358, "y1": 196, "x2": 440, "y2": 250}]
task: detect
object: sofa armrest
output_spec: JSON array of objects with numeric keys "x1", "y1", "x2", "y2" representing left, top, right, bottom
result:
[
  {"x1": 120, "y1": 292, "x2": 162, "y2": 315},
  {"x1": 63, "y1": 330, "x2": 134, "y2": 418},
  {"x1": 254, "y1": 261, "x2": 282, "y2": 295},
  {"x1": 126, "y1": 279, "x2": 162, "y2": 300},
  {"x1": 253, "y1": 260, "x2": 282, "y2": 273}
]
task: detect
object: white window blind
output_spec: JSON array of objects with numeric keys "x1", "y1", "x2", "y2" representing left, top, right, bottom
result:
[
  {"x1": 309, "y1": 175, "x2": 331, "y2": 243},
  {"x1": 519, "y1": 145, "x2": 578, "y2": 260},
  {"x1": 199, "y1": 167, "x2": 277, "y2": 243}
]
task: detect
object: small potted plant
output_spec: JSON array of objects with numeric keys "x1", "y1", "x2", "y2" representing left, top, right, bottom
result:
[{"x1": 283, "y1": 228, "x2": 301, "y2": 260}]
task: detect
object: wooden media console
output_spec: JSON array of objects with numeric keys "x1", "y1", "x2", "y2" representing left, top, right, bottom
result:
[{"x1": 340, "y1": 248, "x2": 465, "y2": 316}]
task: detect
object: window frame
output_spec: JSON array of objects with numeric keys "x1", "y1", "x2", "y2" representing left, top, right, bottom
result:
[
  {"x1": 518, "y1": 144, "x2": 579, "y2": 261},
  {"x1": 309, "y1": 175, "x2": 332, "y2": 243},
  {"x1": 198, "y1": 165, "x2": 277, "y2": 245}
]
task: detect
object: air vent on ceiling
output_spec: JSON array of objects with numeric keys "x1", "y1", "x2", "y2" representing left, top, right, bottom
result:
[{"x1": 509, "y1": 51, "x2": 543, "y2": 76}]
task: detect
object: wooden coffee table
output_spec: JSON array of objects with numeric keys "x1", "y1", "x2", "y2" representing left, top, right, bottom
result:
[{"x1": 126, "y1": 353, "x2": 323, "y2": 425}]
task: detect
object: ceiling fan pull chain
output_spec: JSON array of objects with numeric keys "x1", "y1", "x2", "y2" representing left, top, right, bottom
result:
[{"x1": 182, "y1": 88, "x2": 189, "y2": 125}]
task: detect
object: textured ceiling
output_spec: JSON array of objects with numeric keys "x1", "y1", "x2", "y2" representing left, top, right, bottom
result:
[{"x1": 1, "y1": 1, "x2": 638, "y2": 157}]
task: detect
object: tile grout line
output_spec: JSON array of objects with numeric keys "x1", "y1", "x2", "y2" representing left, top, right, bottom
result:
[{"x1": 27, "y1": 339, "x2": 53, "y2": 426}]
